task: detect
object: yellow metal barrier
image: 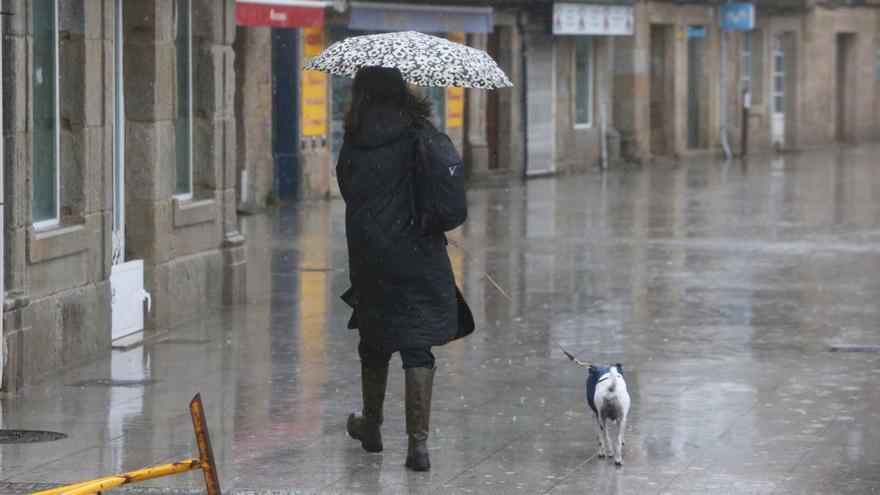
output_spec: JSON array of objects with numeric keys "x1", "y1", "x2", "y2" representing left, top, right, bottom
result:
[{"x1": 30, "y1": 394, "x2": 221, "y2": 495}]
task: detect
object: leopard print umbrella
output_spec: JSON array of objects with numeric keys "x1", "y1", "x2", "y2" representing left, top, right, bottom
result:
[{"x1": 303, "y1": 31, "x2": 513, "y2": 89}]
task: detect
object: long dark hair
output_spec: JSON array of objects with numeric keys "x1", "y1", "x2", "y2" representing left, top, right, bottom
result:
[{"x1": 344, "y1": 66, "x2": 432, "y2": 134}]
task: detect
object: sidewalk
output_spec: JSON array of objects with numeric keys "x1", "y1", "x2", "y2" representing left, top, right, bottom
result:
[{"x1": 2, "y1": 147, "x2": 880, "y2": 494}]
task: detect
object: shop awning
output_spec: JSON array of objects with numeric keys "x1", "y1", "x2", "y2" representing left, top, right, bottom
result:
[
  {"x1": 349, "y1": 2, "x2": 493, "y2": 34},
  {"x1": 236, "y1": 0, "x2": 330, "y2": 29}
]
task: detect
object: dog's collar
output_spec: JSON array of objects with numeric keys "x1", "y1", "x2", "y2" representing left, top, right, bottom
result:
[{"x1": 596, "y1": 375, "x2": 611, "y2": 383}]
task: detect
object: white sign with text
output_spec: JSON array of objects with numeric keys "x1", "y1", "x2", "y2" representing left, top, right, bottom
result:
[{"x1": 553, "y1": 3, "x2": 634, "y2": 36}]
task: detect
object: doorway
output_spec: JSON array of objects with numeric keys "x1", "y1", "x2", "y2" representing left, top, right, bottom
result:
[
  {"x1": 111, "y1": 0, "x2": 151, "y2": 344},
  {"x1": 836, "y1": 33, "x2": 857, "y2": 143},
  {"x1": 771, "y1": 33, "x2": 786, "y2": 147},
  {"x1": 525, "y1": 32, "x2": 556, "y2": 176},
  {"x1": 686, "y1": 27, "x2": 708, "y2": 149},
  {"x1": 482, "y1": 26, "x2": 515, "y2": 172},
  {"x1": 486, "y1": 30, "x2": 501, "y2": 170},
  {"x1": 649, "y1": 24, "x2": 674, "y2": 156},
  {"x1": 112, "y1": 0, "x2": 125, "y2": 266},
  {"x1": 272, "y1": 28, "x2": 300, "y2": 199}
]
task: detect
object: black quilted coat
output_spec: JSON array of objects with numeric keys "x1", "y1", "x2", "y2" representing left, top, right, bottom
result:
[{"x1": 337, "y1": 103, "x2": 472, "y2": 352}]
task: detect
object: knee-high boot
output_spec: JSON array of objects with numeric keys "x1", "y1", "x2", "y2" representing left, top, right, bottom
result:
[
  {"x1": 404, "y1": 367, "x2": 435, "y2": 471},
  {"x1": 347, "y1": 364, "x2": 388, "y2": 452}
]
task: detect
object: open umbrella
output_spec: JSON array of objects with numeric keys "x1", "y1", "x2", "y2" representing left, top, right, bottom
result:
[{"x1": 303, "y1": 31, "x2": 512, "y2": 89}]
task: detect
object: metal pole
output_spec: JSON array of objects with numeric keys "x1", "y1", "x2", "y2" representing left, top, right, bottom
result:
[
  {"x1": 32, "y1": 461, "x2": 203, "y2": 495},
  {"x1": 190, "y1": 394, "x2": 222, "y2": 495},
  {"x1": 30, "y1": 395, "x2": 222, "y2": 495},
  {"x1": 741, "y1": 88, "x2": 750, "y2": 157},
  {"x1": 719, "y1": 16, "x2": 732, "y2": 161},
  {"x1": 600, "y1": 37, "x2": 612, "y2": 170}
]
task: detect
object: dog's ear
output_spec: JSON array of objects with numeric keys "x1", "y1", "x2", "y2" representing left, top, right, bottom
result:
[
  {"x1": 615, "y1": 363, "x2": 623, "y2": 372},
  {"x1": 588, "y1": 364, "x2": 597, "y2": 374}
]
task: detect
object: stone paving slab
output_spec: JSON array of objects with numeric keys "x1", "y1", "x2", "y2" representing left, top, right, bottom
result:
[{"x1": 3, "y1": 147, "x2": 880, "y2": 494}]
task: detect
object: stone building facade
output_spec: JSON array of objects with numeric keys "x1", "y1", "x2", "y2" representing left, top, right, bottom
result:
[
  {"x1": 613, "y1": 1, "x2": 723, "y2": 160},
  {"x1": 614, "y1": 0, "x2": 880, "y2": 161},
  {"x1": 2, "y1": 0, "x2": 246, "y2": 392},
  {"x1": 728, "y1": 1, "x2": 880, "y2": 152},
  {"x1": 231, "y1": 0, "x2": 618, "y2": 205}
]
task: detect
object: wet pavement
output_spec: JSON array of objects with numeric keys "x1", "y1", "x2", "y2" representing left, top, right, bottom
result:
[{"x1": 2, "y1": 146, "x2": 880, "y2": 494}]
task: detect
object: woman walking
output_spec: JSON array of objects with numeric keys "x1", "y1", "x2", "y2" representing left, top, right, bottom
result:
[{"x1": 336, "y1": 66, "x2": 472, "y2": 472}]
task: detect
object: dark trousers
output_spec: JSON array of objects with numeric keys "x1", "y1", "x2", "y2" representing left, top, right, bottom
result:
[{"x1": 359, "y1": 340, "x2": 435, "y2": 369}]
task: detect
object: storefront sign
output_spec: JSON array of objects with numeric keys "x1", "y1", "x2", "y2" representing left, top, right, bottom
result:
[
  {"x1": 445, "y1": 33, "x2": 465, "y2": 130},
  {"x1": 302, "y1": 29, "x2": 327, "y2": 137},
  {"x1": 553, "y1": 3, "x2": 634, "y2": 36},
  {"x1": 302, "y1": 71, "x2": 327, "y2": 137},
  {"x1": 445, "y1": 87, "x2": 464, "y2": 129},
  {"x1": 236, "y1": 0, "x2": 327, "y2": 29},
  {"x1": 447, "y1": 32, "x2": 466, "y2": 45},
  {"x1": 721, "y1": 3, "x2": 755, "y2": 31},
  {"x1": 686, "y1": 26, "x2": 708, "y2": 39},
  {"x1": 303, "y1": 27, "x2": 324, "y2": 57},
  {"x1": 349, "y1": 2, "x2": 493, "y2": 34}
]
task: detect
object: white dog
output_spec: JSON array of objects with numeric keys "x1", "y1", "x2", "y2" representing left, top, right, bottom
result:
[{"x1": 587, "y1": 364, "x2": 630, "y2": 465}]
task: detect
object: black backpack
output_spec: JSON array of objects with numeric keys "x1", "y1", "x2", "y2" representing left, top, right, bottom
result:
[{"x1": 408, "y1": 119, "x2": 468, "y2": 234}]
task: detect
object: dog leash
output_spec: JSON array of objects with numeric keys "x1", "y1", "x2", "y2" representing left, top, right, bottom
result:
[{"x1": 446, "y1": 237, "x2": 592, "y2": 370}]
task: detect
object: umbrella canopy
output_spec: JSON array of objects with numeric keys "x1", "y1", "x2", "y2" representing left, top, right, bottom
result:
[{"x1": 303, "y1": 31, "x2": 512, "y2": 89}]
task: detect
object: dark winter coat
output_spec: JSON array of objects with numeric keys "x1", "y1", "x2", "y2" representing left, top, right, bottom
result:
[{"x1": 337, "y1": 102, "x2": 473, "y2": 352}]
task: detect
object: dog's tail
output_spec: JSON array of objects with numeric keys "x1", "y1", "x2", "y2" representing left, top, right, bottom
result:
[{"x1": 608, "y1": 366, "x2": 619, "y2": 394}]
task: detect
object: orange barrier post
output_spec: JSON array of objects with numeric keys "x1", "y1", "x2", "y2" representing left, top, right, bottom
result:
[{"x1": 30, "y1": 394, "x2": 221, "y2": 495}]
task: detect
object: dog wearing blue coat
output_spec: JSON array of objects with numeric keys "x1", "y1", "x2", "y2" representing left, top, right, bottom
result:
[{"x1": 586, "y1": 364, "x2": 630, "y2": 465}]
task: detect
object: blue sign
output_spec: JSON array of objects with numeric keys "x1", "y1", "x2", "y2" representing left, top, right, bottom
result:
[
  {"x1": 686, "y1": 26, "x2": 708, "y2": 39},
  {"x1": 722, "y1": 3, "x2": 755, "y2": 30}
]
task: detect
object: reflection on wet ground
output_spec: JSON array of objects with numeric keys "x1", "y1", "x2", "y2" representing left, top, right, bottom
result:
[{"x1": 3, "y1": 146, "x2": 880, "y2": 494}]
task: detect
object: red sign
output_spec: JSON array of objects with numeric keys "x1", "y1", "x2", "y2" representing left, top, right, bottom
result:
[{"x1": 236, "y1": 2, "x2": 325, "y2": 29}]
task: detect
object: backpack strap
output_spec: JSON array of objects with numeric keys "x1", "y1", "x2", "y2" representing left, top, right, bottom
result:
[{"x1": 407, "y1": 123, "x2": 431, "y2": 233}]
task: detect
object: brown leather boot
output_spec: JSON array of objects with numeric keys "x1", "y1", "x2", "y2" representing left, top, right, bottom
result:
[
  {"x1": 347, "y1": 364, "x2": 388, "y2": 452},
  {"x1": 404, "y1": 367, "x2": 435, "y2": 471}
]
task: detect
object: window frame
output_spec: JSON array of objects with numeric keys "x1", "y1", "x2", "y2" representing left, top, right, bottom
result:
[
  {"x1": 740, "y1": 32, "x2": 752, "y2": 99},
  {"x1": 32, "y1": 0, "x2": 61, "y2": 230},
  {"x1": 113, "y1": 0, "x2": 126, "y2": 264},
  {"x1": 173, "y1": 0, "x2": 194, "y2": 201},
  {"x1": 573, "y1": 37, "x2": 594, "y2": 129},
  {"x1": 772, "y1": 34, "x2": 785, "y2": 116}
]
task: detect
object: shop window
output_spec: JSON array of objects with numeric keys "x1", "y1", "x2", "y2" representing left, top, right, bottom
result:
[
  {"x1": 574, "y1": 37, "x2": 593, "y2": 127},
  {"x1": 740, "y1": 32, "x2": 751, "y2": 98},
  {"x1": 32, "y1": 0, "x2": 60, "y2": 227},
  {"x1": 772, "y1": 34, "x2": 784, "y2": 114},
  {"x1": 416, "y1": 86, "x2": 445, "y2": 130},
  {"x1": 174, "y1": 0, "x2": 193, "y2": 198},
  {"x1": 741, "y1": 30, "x2": 763, "y2": 104}
]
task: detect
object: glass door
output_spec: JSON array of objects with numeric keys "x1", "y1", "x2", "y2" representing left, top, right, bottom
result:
[{"x1": 771, "y1": 34, "x2": 785, "y2": 147}]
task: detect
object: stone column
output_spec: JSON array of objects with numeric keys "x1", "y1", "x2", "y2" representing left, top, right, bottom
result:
[
  {"x1": 124, "y1": 0, "x2": 245, "y2": 334},
  {"x1": 233, "y1": 26, "x2": 273, "y2": 214},
  {"x1": 612, "y1": 4, "x2": 650, "y2": 162},
  {"x1": 2, "y1": 0, "x2": 31, "y2": 392},
  {"x1": 192, "y1": 0, "x2": 246, "y2": 305}
]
